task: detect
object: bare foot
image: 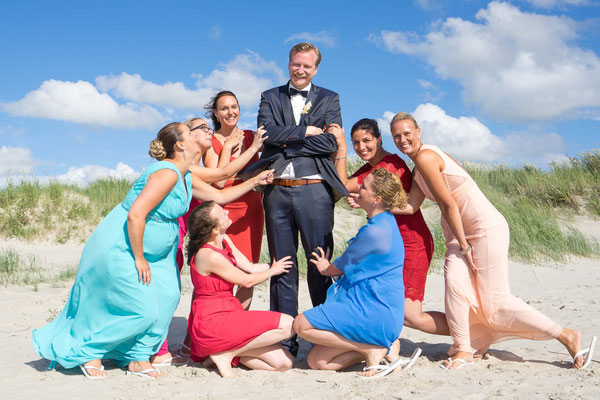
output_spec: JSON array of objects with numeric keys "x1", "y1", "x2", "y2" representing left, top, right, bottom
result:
[
  {"x1": 81, "y1": 359, "x2": 106, "y2": 378},
  {"x1": 128, "y1": 361, "x2": 161, "y2": 379},
  {"x1": 356, "y1": 348, "x2": 387, "y2": 378},
  {"x1": 443, "y1": 351, "x2": 474, "y2": 370},
  {"x1": 385, "y1": 339, "x2": 400, "y2": 363},
  {"x1": 209, "y1": 353, "x2": 234, "y2": 378},
  {"x1": 558, "y1": 328, "x2": 582, "y2": 368},
  {"x1": 149, "y1": 352, "x2": 186, "y2": 365}
]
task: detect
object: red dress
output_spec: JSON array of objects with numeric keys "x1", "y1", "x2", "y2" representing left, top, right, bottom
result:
[
  {"x1": 211, "y1": 131, "x2": 264, "y2": 263},
  {"x1": 188, "y1": 241, "x2": 281, "y2": 363},
  {"x1": 352, "y1": 154, "x2": 434, "y2": 301}
]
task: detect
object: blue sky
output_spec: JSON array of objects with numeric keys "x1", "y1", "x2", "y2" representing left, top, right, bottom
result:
[{"x1": 1, "y1": 0, "x2": 599, "y2": 185}]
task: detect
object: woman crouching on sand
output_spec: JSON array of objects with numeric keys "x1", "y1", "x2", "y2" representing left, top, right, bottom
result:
[
  {"x1": 185, "y1": 201, "x2": 295, "y2": 378},
  {"x1": 293, "y1": 168, "x2": 422, "y2": 380},
  {"x1": 389, "y1": 112, "x2": 596, "y2": 370}
]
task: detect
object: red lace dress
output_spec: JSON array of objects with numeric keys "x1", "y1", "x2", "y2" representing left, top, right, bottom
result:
[
  {"x1": 188, "y1": 241, "x2": 281, "y2": 363},
  {"x1": 352, "y1": 154, "x2": 434, "y2": 301}
]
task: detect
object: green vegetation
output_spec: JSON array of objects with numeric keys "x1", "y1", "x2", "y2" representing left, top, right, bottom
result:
[
  {"x1": 0, "y1": 178, "x2": 131, "y2": 242},
  {"x1": 0, "y1": 248, "x2": 78, "y2": 288},
  {"x1": 0, "y1": 151, "x2": 598, "y2": 282}
]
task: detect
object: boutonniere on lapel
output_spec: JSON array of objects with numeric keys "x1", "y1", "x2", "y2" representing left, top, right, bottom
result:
[{"x1": 301, "y1": 100, "x2": 312, "y2": 115}]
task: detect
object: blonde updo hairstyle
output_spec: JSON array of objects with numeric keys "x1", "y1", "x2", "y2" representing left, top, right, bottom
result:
[
  {"x1": 390, "y1": 112, "x2": 420, "y2": 131},
  {"x1": 149, "y1": 122, "x2": 186, "y2": 161},
  {"x1": 370, "y1": 168, "x2": 408, "y2": 210}
]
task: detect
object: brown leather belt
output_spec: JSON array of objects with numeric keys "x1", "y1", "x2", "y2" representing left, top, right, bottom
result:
[{"x1": 272, "y1": 178, "x2": 325, "y2": 187}]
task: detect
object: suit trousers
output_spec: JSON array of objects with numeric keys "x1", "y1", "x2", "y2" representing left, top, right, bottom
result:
[{"x1": 263, "y1": 182, "x2": 334, "y2": 352}]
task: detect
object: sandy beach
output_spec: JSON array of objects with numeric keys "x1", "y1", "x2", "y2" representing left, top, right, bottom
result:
[{"x1": 1, "y1": 230, "x2": 599, "y2": 400}]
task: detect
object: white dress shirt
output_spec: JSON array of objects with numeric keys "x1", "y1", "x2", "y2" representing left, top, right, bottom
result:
[{"x1": 279, "y1": 82, "x2": 323, "y2": 180}]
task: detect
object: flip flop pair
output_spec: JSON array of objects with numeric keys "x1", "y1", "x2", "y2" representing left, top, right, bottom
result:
[
  {"x1": 358, "y1": 348, "x2": 422, "y2": 380},
  {"x1": 573, "y1": 335, "x2": 597, "y2": 369}
]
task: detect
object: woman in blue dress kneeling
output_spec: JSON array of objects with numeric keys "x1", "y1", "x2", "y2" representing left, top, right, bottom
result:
[{"x1": 294, "y1": 168, "x2": 417, "y2": 379}]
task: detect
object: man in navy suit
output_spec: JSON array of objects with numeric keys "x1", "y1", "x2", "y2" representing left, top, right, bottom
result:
[{"x1": 248, "y1": 42, "x2": 348, "y2": 356}]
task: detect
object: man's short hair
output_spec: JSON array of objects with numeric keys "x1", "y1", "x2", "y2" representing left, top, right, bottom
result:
[{"x1": 288, "y1": 42, "x2": 322, "y2": 67}]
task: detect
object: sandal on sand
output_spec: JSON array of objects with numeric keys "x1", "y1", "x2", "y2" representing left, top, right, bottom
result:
[
  {"x1": 358, "y1": 357, "x2": 406, "y2": 380},
  {"x1": 573, "y1": 335, "x2": 597, "y2": 369},
  {"x1": 79, "y1": 364, "x2": 106, "y2": 379},
  {"x1": 178, "y1": 343, "x2": 191, "y2": 357},
  {"x1": 440, "y1": 357, "x2": 474, "y2": 370},
  {"x1": 402, "y1": 348, "x2": 422, "y2": 371},
  {"x1": 126, "y1": 368, "x2": 161, "y2": 379},
  {"x1": 151, "y1": 355, "x2": 187, "y2": 367}
]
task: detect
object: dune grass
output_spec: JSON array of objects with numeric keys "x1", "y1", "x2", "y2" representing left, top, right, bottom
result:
[
  {"x1": 0, "y1": 248, "x2": 78, "y2": 289},
  {"x1": 0, "y1": 151, "x2": 598, "y2": 280}
]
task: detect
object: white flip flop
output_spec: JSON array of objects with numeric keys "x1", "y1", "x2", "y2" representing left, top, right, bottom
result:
[
  {"x1": 126, "y1": 367, "x2": 161, "y2": 379},
  {"x1": 440, "y1": 356, "x2": 474, "y2": 370},
  {"x1": 79, "y1": 364, "x2": 106, "y2": 379},
  {"x1": 574, "y1": 335, "x2": 597, "y2": 369},
  {"x1": 358, "y1": 356, "x2": 406, "y2": 380}
]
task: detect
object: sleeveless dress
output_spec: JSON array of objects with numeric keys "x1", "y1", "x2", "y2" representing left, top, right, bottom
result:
[
  {"x1": 32, "y1": 161, "x2": 190, "y2": 368},
  {"x1": 188, "y1": 241, "x2": 281, "y2": 362},
  {"x1": 211, "y1": 131, "x2": 264, "y2": 262},
  {"x1": 304, "y1": 212, "x2": 405, "y2": 349},
  {"x1": 351, "y1": 154, "x2": 434, "y2": 301},
  {"x1": 413, "y1": 144, "x2": 562, "y2": 355}
]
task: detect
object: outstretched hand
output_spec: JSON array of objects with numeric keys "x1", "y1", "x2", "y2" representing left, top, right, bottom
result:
[
  {"x1": 269, "y1": 256, "x2": 293, "y2": 276},
  {"x1": 345, "y1": 193, "x2": 361, "y2": 209},
  {"x1": 135, "y1": 258, "x2": 151, "y2": 285},
  {"x1": 327, "y1": 123, "x2": 346, "y2": 147},
  {"x1": 255, "y1": 169, "x2": 274, "y2": 186},
  {"x1": 310, "y1": 246, "x2": 331, "y2": 275},
  {"x1": 251, "y1": 126, "x2": 268, "y2": 150}
]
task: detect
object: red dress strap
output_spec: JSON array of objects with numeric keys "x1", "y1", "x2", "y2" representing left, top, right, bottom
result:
[{"x1": 201, "y1": 241, "x2": 239, "y2": 268}]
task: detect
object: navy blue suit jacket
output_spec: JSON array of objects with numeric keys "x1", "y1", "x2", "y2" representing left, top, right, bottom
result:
[{"x1": 242, "y1": 82, "x2": 349, "y2": 200}]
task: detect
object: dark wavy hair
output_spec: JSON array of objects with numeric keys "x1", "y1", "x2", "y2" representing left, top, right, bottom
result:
[
  {"x1": 204, "y1": 90, "x2": 239, "y2": 131},
  {"x1": 350, "y1": 118, "x2": 381, "y2": 139},
  {"x1": 185, "y1": 201, "x2": 217, "y2": 264}
]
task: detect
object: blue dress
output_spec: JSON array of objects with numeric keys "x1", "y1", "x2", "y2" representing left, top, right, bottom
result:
[
  {"x1": 33, "y1": 161, "x2": 191, "y2": 368},
  {"x1": 304, "y1": 212, "x2": 405, "y2": 349}
]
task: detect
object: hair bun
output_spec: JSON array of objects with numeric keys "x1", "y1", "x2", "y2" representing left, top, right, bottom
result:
[{"x1": 149, "y1": 139, "x2": 167, "y2": 160}]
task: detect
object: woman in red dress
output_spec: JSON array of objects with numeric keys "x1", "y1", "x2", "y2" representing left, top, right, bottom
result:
[
  {"x1": 329, "y1": 118, "x2": 449, "y2": 358},
  {"x1": 186, "y1": 201, "x2": 294, "y2": 377}
]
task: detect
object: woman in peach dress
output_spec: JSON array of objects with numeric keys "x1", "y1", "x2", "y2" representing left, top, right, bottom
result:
[{"x1": 387, "y1": 112, "x2": 595, "y2": 370}]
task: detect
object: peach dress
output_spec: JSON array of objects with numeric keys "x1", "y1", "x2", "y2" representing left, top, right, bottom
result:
[{"x1": 413, "y1": 144, "x2": 562, "y2": 356}]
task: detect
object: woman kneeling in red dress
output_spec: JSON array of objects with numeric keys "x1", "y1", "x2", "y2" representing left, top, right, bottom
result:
[{"x1": 186, "y1": 201, "x2": 294, "y2": 377}]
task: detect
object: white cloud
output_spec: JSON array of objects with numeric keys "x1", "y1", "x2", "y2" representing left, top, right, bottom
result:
[
  {"x1": 376, "y1": 1, "x2": 600, "y2": 122},
  {"x1": 379, "y1": 104, "x2": 565, "y2": 164},
  {"x1": 2, "y1": 79, "x2": 165, "y2": 129},
  {"x1": 524, "y1": 0, "x2": 591, "y2": 8},
  {"x1": 96, "y1": 73, "x2": 214, "y2": 111},
  {"x1": 98, "y1": 51, "x2": 284, "y2": 112},
  {"x1": 0, "y1": 146, "x2": 36, "y2": 177},
  {"x1": 284, "y1": 30, "x2": 337, "y2": 47},
  {"x1": 52, "y1": 162, "x2": 139, "y2": 187},
  {"x1": 197, "y1": 52, "x2": 286, "y2": 109}
]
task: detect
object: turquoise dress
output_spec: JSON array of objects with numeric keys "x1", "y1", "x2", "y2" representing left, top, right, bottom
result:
[
  {"x1": 33, "y1": 161, "x2": 191, "y2": 368},
  {"x1": 304, "y1": 212, "x2": 405, "y2": 349}
]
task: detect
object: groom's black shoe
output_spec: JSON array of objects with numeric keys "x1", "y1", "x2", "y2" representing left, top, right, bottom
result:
[{"x1": 282, "y1": 337, "x2": 299, "y2": 358}]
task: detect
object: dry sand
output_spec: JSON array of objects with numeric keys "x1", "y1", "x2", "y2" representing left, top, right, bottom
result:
[{"x1": 1, "y1": 229, "x2": 599, "y2": 399}]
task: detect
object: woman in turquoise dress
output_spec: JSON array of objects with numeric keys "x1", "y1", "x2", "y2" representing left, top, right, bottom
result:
[
  {"x1": 294, "y1": 168, "x2": 417, "y2": 379},
  {"x1": 32, "y1": 122, "x2": 274, "y2": 379}
]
